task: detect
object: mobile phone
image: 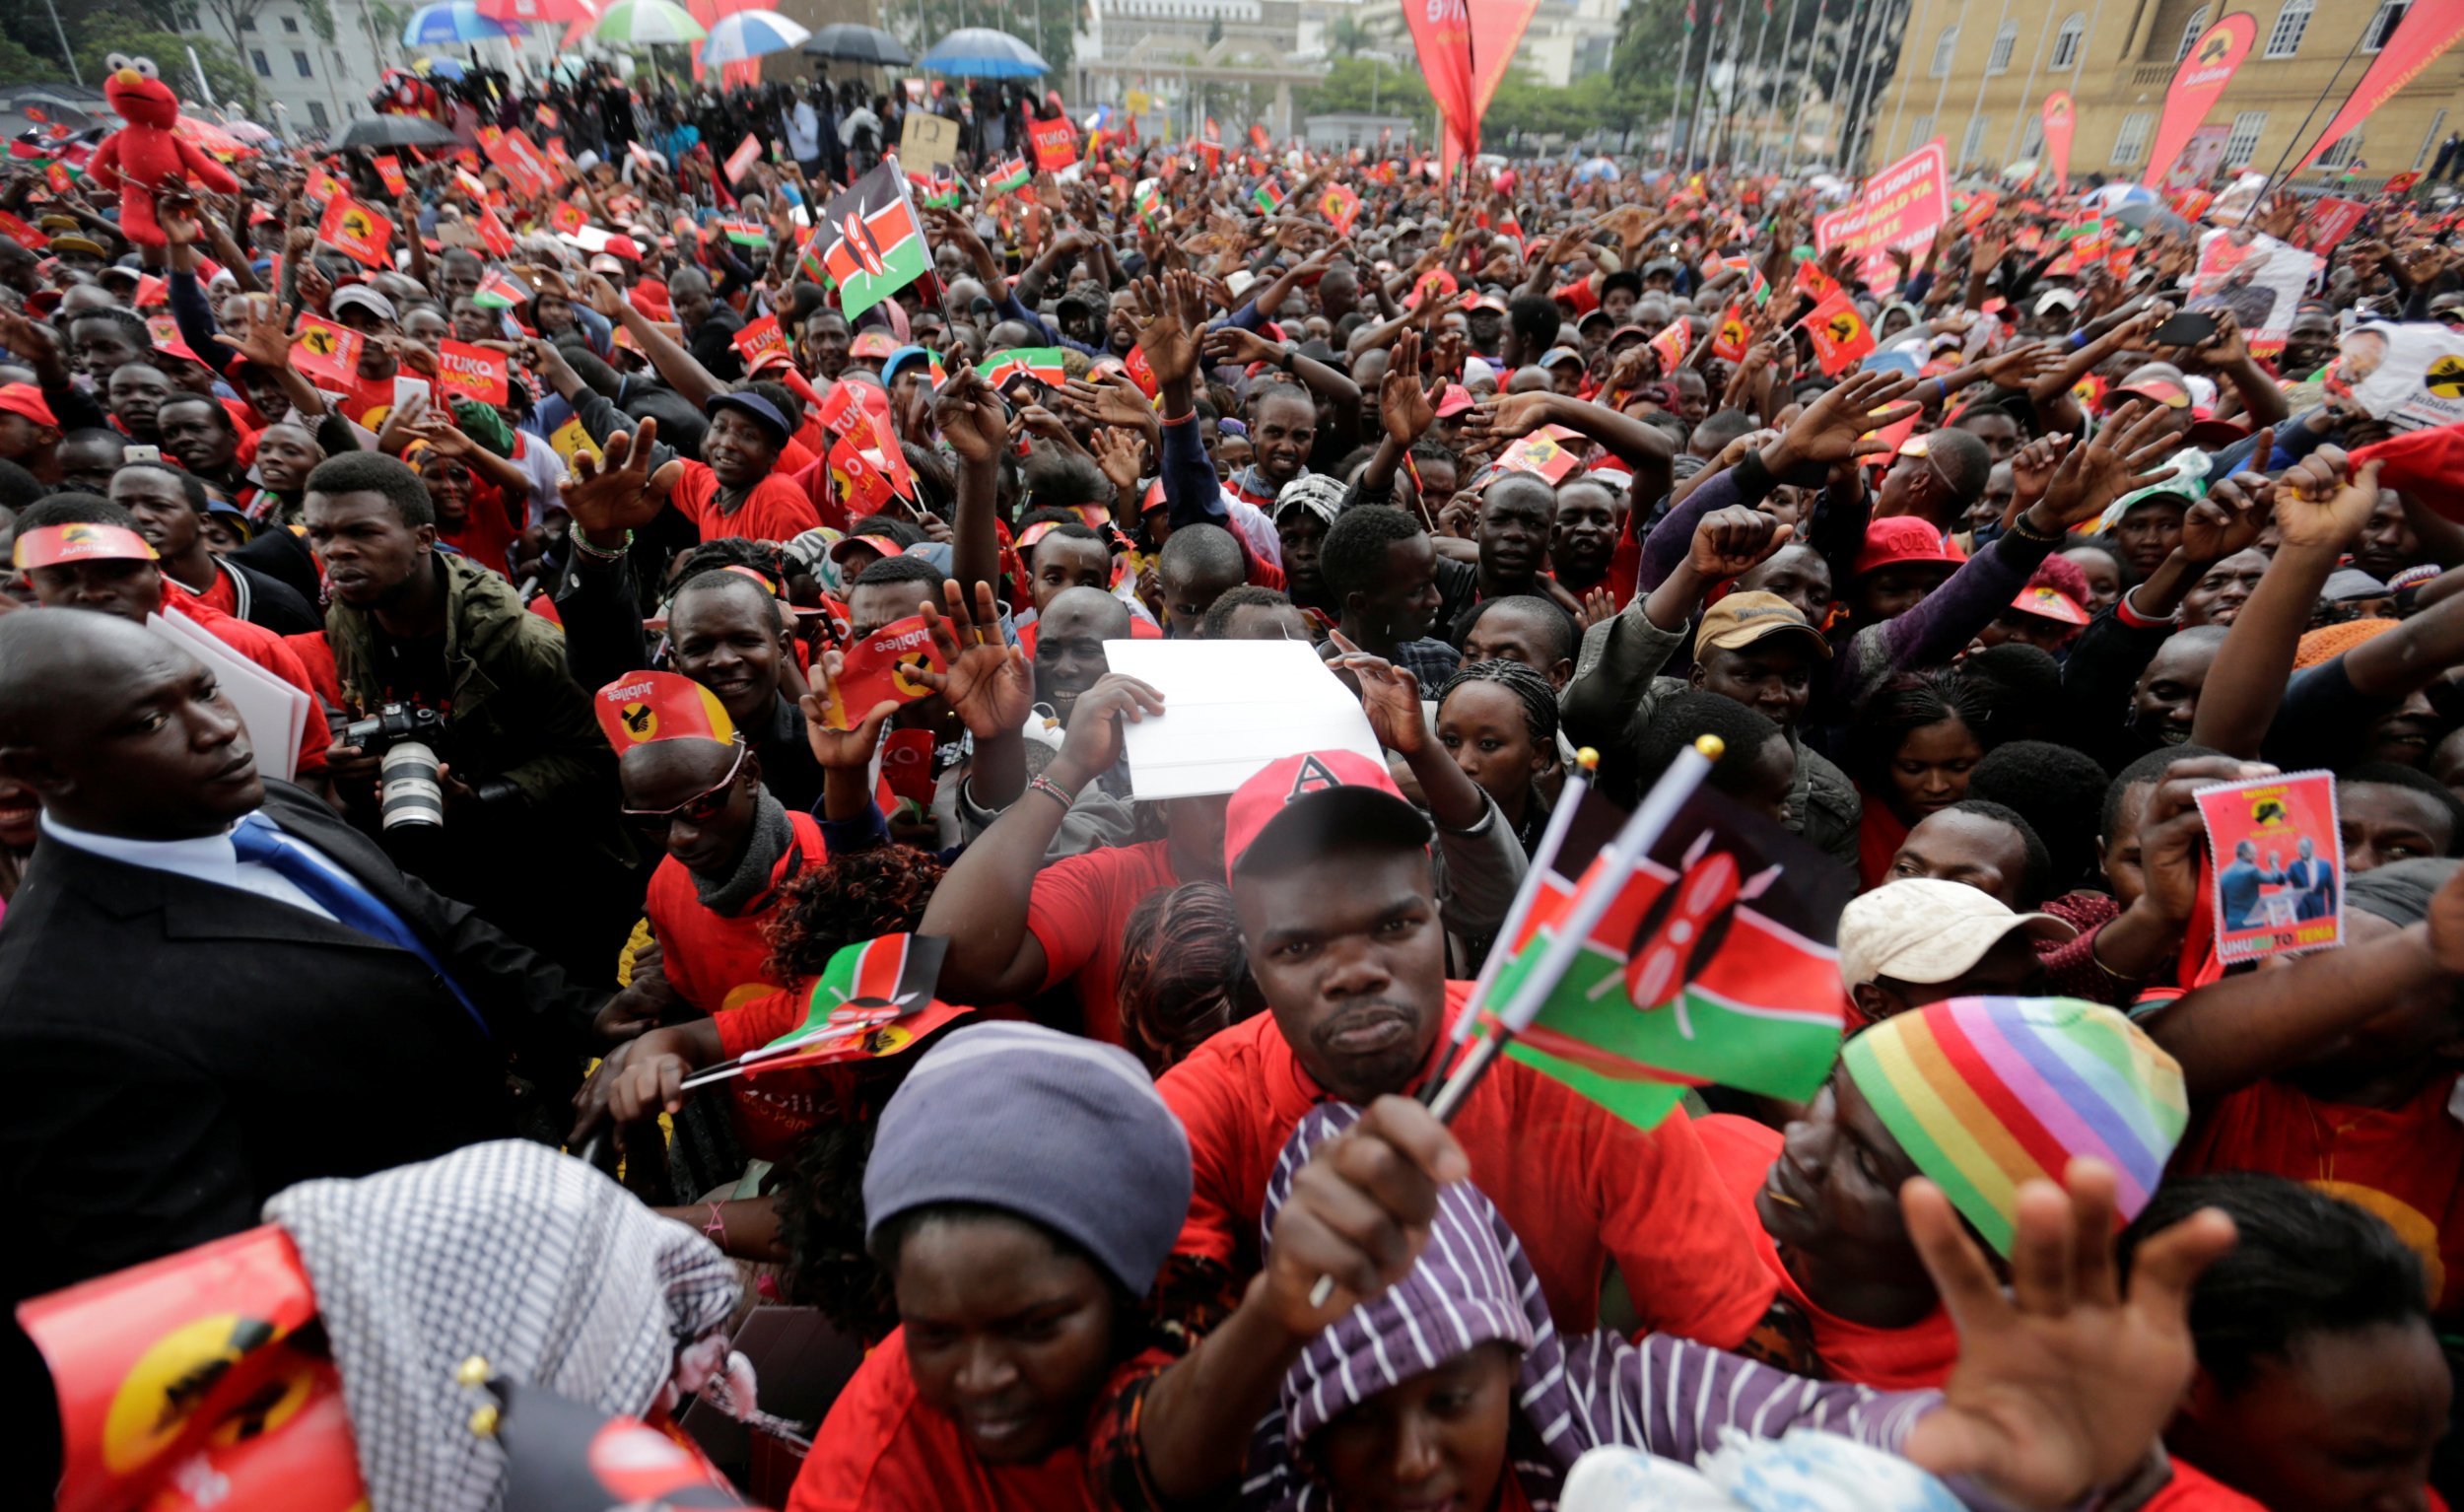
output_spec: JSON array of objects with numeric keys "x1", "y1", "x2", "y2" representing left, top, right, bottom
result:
[{"x1": 2151, "y1": 309, "x2": 2218, "y2": 347}]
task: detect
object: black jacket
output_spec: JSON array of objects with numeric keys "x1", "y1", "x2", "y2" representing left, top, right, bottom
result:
[{"x1": 0, "y1": 780, "x2": 597, "y2": 1303}]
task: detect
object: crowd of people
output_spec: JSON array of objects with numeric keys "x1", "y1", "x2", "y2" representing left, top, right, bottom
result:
[{"x1": 2, "y1": 54, "x2": 2464, "y2": 1512}]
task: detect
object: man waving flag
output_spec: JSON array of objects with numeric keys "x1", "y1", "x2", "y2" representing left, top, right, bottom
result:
[{"x1": 807, "y1": 159, "x2": 930, "y2": 321}]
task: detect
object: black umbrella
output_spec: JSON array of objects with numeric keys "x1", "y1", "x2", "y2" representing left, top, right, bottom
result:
[
  {"x1": 334, "y1": 114, "x2": 460, "y2": 149},
  {"x1": 802, "y1": 22, "x2": 912, "y2": 65}
]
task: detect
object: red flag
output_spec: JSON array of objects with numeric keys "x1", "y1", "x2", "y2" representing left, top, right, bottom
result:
[
  {"x1": 1318, "y1": 181, "x2": 1361, "y2": 237},
  {"x1": 549, "y1": 201, "x2": 586, "y2": 235},
  {"x1": 316, "y1": 195, "x2": 393, "y2": 268},
  {"x1": 437, "y1": 340, "x2": 510, "y2": 404},
  {"x1": 373, "y1": 154, "x2": 408, "y2": 196},
  {"x1": 305, "y1": 166, "x2": 347, "y2": 206},
  {"x1": 1403, "y1": 0, "x2": 1476, "y2": 171},
  {"x1": 2297, "y1": 0, "x2": 2464, "y2": 172},
  {"x1": 2144, "y1": 14, "x2": 2256, "y2": 189},
  {"x1": 867, "y1": 402, "x2": 916, "y2": 502},
  {"x1": 1648, "y1": 318, "x2": 1692, "y2": 375},
  {"x1": 828, "y1": 430, "x2": 899, "y2": 518},
  {"x1": 732, "y1": 312, "x2": 787, "y2": 371},
  {"x1": 2292, "y1": 197, "x2": 2367, "y2": 255},
  {"x1": 1800, "y1": 290, "x2": 1875, "y2": 376},
  {"x1": 290, "y1": 315, "x2": 362, "y2": 384},
  {"x1": 2385, "y1": 172, "x2": 2424, "y2": 195},
  {"x1": 818, "y1": 612, "x2": 946, "y2": 728},
  {"x1": 2041, "y1": 92, "x2": 2075, "y2": 192},
  {"x1": 1469, "y1": 0, "x2": 1544, "y2": 126},
  {"x1": 474, "y1": 205, "x2": 514, "y2": 257},
  {"x1": 724, "y1": 132, "x2": 763, "y2": 184},
  {"x1": 1711, "y1": 304, "x2": 1750, "y2": 363},
  {"x1": 1028, "y1": 116, "x2": 1077, "y2": 172},
  {"x1": 0, "y1": 209, "x2": 46, "y2": 248},
  {"x1": 1249, "y1": 122, "x2": 1271, "y2": 153},
  {"x1": 813, "y1": 378, "x2": 866, "y2": 438}
]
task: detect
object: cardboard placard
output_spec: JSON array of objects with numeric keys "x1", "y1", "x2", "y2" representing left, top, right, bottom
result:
[
  {"x1": 2196, "y1": 771, "x2": 2342, "y2": 964},
  {"x1": 1098, "y1": 637, "x2": 1381, "y2": 799},
  {"x1": 437, "y1": 340, "x2": 510, "y2": 404},
  {"x1": 819, "y1": 613, "x2": 946, "y2": 729},
  {"x1": 1812, "y1": 140, "x2": 1951, "y2": 257},
  {"x1": 900, "y1": 110, "x2": 960, "y2": 176}
]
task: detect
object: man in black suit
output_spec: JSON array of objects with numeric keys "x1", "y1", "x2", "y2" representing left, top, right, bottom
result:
[{"x1": 0, "y1": 609, "x2": 605, "y2": 1305}]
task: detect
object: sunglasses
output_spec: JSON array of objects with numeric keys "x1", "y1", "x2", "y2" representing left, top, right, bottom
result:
[{"x1": 621, "y1": 738, "x2": 749, "y2": 827}]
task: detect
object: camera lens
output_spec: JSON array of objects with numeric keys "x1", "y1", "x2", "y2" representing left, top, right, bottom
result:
[{"x1": 379, "y1": 741, "x2": 445, "y2": 830}]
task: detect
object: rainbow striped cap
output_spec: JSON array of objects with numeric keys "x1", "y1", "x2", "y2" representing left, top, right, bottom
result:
[{"x1": 1841, "y1": 996, "x2": 2188, "y2": 1257}]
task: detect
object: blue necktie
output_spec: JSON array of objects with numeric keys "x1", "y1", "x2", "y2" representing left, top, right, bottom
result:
[{"x1": 230, "y1": 813, "x2": 490, "y2": 1039}]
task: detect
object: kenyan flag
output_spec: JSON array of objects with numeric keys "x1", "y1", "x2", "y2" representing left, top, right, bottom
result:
[
  {"x1": 743, "y1": 933, "x2": 951, "y2": 1069},
  {"x1": 987, "y1": 155, "x2": 1031, "y2": 196},
  {"x1": 811, "y1": 163, "x2": 931, "y2": 321},
  {"x1": 1134, "y1": 179, "x2": 1165, "y2": 235},
  {"x1": 472, "y1": 268, "x2": 533, "y2": 309},
  {"x1": 1252, "y1": 174, "x2": 1283, "y2": 214}
]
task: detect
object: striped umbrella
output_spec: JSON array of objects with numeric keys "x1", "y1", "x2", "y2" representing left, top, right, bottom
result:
[
  {"x1": 591, "y1": 0, "x2": 707, "y2": 44},
  {"x1": 401, "y1": 1, "x2": 524, "y2": 42},
  {"x1": 699, "y1": 8, "x2": 808, "y2": 63}
]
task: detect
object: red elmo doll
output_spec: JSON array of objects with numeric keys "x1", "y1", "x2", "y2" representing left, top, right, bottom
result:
[{"x1": 86, "y1": 53, "x2": 239, "y2": 248}]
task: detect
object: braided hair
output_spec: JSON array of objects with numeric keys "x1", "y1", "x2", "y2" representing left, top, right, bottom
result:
[
  {"x1": 1435, "y1": 658, "x2": 1561, "y2": 757},
  {"x1": 1115, "y1": 881, "x2": 1266, "y2": 1076}
]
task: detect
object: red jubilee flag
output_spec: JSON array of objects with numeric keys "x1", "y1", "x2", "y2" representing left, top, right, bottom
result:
[
  {"x1": 1403, "y1": 0, "x2": 1476, "y2": 172},
  {"x1": 2144, "y1": 14, "x2": 2256, "y2": 190}
]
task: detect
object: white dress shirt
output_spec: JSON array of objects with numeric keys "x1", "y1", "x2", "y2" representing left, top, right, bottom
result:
[{"x1": 40, "y1": 809, "x2": 338, "y2": 923}]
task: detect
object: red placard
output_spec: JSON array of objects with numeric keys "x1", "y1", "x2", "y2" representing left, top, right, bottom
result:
[
  {"x1": 2292, "y1": 197, "x2": 2367, "y2": 255},
  {"x1": 437, "y1": 340, "x2": 510, "y2": 404},
  {"x1": 305, "y1": 165, "x2": 347, "y2": 206},
  {"x1": 316, "y1": 195, "x2": 392, "y2": 268},
  {"x1": 2041, "y1": 92, "x2": 2075, "y2": 192},
  {"x1": 818, "y1": 612, "x2": 947, "y2": 728},
  {"x1": 2384, "y1": 172, "x2": 2424, "y2": 195},
  {"x1": 289, "y1": 315, "x2": 362, "y2": 384},
  {"x1": 1496, "y1": 428, "x2": 1582, "y2": 483},
  {"x1": 1800, "y1": 290, "x2": 1877, "y2": 376},
  {"x1": 828, "y1": 431, "x2": 901, "y2": 518},
  {"x1": 1711, "y1": 303, "x2": 1750, "y2": 363},
  {"x1": 1813, "y1": 140, "x2": 1950, "y2": 257},
  {"x1": 732, "y1": 312, "x2": 787, "y2": 371},
  {"x1": 1318, "y1": 181, "x2": 1361, "y2": 237},
  {"x1": 0, "y1": 208, "x2": 46, "y2": 248},
  {"x1": 373, "y1": 154, "x2": 408, "y2": 196},
  {"x1": 549, "y1": 201, "x2": 585, "y2": 235},
  {"x1": 724, "y1": 132, "x2": 763, "y2": 184},
  {"x1": 1647, "y1": 318, "x2": 1691, "y2": 375},
  {"x1": 1028, "y1": 116, "x2": 1077, "y2": 172}
]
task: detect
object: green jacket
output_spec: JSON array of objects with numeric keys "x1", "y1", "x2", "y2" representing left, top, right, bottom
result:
[{"x1": 324, "y1": 551, "x2": 617, "y2": 822}]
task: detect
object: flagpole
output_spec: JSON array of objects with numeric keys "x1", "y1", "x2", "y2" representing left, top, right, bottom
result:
[
  {"x1": 1300, "y1": 736, "x2": 1722, "y2": 1312},
  {"x1": 1426, "y1": 734, "x2": 1721, "y2": 1122},
  {"x1": 1740, "y1": 0, "x2": 1775, "y2": 171},
  {"x1": 1665, "y1": 4, "x2": 1695, "y2": 170},
  {"x1": 1438, "y1": 749, "x2": 1604, "y2": 1069},
  {"x1": 2246, "y1": 19, "x2": 2372, "y2": 219}
]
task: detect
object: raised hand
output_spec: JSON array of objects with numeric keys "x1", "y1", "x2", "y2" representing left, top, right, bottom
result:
[
  {"x1": 2006, "y1": 434, "x2": 2075, "y2": 520},
  {"x1": 1379, "y1": 327, "x2": 1440, "y2": 447},
  {"x1": 799, "y1": 653, "x2": 900, "y2": 758},
  {"x1": 1201, "y1": 322, "x2": 1282, "y2": 370},
  {"x1": 1764, "y1": 368, "x2": 1923, "y2": 478},
  {"x1": 1900, "y1": 1160, "x2": 2235, "y2": 1510},
  {"x1": 913, "y1": 580, "x2": 1034, "y2": 740},
  {"x1": 1126, "y1": 271, "x2": 1200, "y2": 393},
  {"x1": 1977, "y1": 340, "x2": 2061, "y2": 389},
  {"x1": 2030, "y1": 401, "x2": 2181, "y2": 530},
  {"x1": 932, "y1": 364, "x2": 1010, "y2": 467},
  {"x1": 1059, "y1": 373, "x2": 1162, "y2": 431},
  {"x1": 1051, "y1": 672, "x2": 1167, "y2": 790},
  {"x1": 1688, "y1": 506, "x2": 1792, "y2": 581},
  {"x1": 1257, "y1": 1096, "x2": 1471, "y2": 1336},
  {"x1": 1462, "y1": 389, "x2": 1554, "y2": 448},
  {"x1": 1327, "y1": 629, "x2": 1429, "y2": 755},
  {"x1": 557, "y1": 416, "x2": 682, "y2": 547},
  {"x1": 2273, "y1": 445, "x2": 2381, "y2": 552},
  {"x1": 2178, "y1": 444, "x2": 2272, "y2": 562}
]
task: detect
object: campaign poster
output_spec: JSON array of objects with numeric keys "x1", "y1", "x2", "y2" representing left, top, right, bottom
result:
[
  {"x1": 2196, "y1": 771, "x2": 2342, "y2": 964},
  {"x1": 2330, "y1": 322, "x2": 2464, "y2": 433},
  {"x1": 2189, "y1": 227, "x2": 2320, "y2": 358},
  {"x1": 820, "y1": 613, "x2": 947, "y2": 730}
]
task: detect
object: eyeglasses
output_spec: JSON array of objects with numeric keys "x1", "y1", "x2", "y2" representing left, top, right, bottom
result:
[{"x1": 621, "y1": 738, "x2": 749, "y2": 827}]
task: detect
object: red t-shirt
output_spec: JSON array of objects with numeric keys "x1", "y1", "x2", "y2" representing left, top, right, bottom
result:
[
  {"x1": 787, "y1": 454, "x2": 855, "y2": 536},
  {"x1": 326, "y1": 369, "x2": 406, "y2": 431},
  {"x1": 2141, "y1": 1459, "x2": 2269, "y2": 1512},
  {"x1": 1694, "y1": 1113, "x2": 1957, "y2": 1388},
  {"x1": 1024, "y1": 838, "x2": 1179, "y2": 1046},
  {"x1": 647, "y1": 810, "x2": 828, "y2": 1016},
  {"x1": 436, "y1": 482, "x2": 525, "y2": 580},
  {"x1": 2173, "y1": 1072, "x2": 2464, "y2": 1321},
  {"x1": 790, "y1": 1331, "x2": 1165, "y2": 1512},
  {"x1": 165, "y1": 587, "x2": 329, "y2": 779},
  {"x1": 669, "y1": 459, "x2": 825, "y2": 544},
  {"x1": 1156, "y1": 983, "x2": 1775, "y2": 1341}
]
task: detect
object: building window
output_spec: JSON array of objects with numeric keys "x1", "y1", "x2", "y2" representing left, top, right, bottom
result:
[
  {"x1": 2020, "y1": 113, "x2": 2045, "y2": 158},
  {"x1": 2418, "y1": 109, "x2": 2448, "y2": 170},
  {"x1": 307, "y1": 100, "x2": 327, "y2": 131},
  {"x1": 1960, "y1": 114, "x2": 1991, "y2": 164},
  {"x1": 2263, "y1": 0, "x2": 2310, "y2": 57},
  {"x1": 2176, "y1": 6, "x2": 2209, "y2": 60},
  {"x1": 2051, "y1": 14, "x2": 2087, "y2": 68},
  {"x1": 2316, "y1": 132, "x2": 2363, "y2": 169},
  {"x1": 250, "y1": 47, "x2": 270, "y2": 75},
  {"x1": 280, "y1": 14, "x2": 299, "y2": 29},
  {"x1": 1930, "y1": 26, "x2": 1957, "y2": 76},
  {"x1": 2111, "y1": 109, "x2": 2153, "y2": 165},
  {"x1": 292, "y1": 48, "x2": 310, "y2": 76},
  {"x1": 1988, "y1": 21, "x2": 2017, "y2": 72},
  {"x1": 2224, "y1": 109, "x2": 2267, "y2": 166},
  {"x1": 1906, "y1": 113, "x2": 1934, "y2": 155},
  {"x1": 2365, "y1": 2, "x2": 2408, "y2": 49}
]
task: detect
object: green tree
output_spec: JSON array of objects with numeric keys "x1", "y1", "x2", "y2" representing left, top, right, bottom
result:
[
  {"x1": 0, "y1": 30, "x2": 67, "y2": 84},
  {"x1": 1326, "y1": 14, "x2": 1371, "y2": 57},
  {"x1": 77, "y1": 17, "x2": 254, "y2": 110},
  {"x1": 1294, "y1": 54, "x2": 1429, "y2": 119}
]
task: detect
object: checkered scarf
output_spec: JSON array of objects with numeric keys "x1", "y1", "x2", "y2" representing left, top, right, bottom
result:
[{"x1": 265, "y1": 1139, "x2": 741, "y2": 1512}]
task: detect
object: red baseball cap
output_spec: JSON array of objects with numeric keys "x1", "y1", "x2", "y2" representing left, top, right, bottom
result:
[
  {"x1": 601, "y1": 234, "x2": 644, "y2": 263},
  {"x1": 1433, "y1": 383, "x2": 1476, "y2": 418},
  {"x1": 1854, "y1": 515, "x2": 1963, "y2": 579},
  {"x1": 2008, "y1": 583, "x2": 2090, "y2": 627},
  {"x1": 1223, "y1": 748, "x2": 1432, "y2": 884},
  {"x1": 14, "y1": 521, "x2": 156, "y2": 569},
  {"x1": 0, "y1": 382, "x2": 57, "y2": 428}
]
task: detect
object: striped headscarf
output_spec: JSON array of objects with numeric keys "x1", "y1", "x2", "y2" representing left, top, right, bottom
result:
[{"x1": 1841, "y1": 996, "x2": 2188, "y2": 1258}]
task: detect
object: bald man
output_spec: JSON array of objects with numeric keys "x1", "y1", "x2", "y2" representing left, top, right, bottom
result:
[{"x1": 0, "y1": 610, "x2": 602, "y2": 1303}]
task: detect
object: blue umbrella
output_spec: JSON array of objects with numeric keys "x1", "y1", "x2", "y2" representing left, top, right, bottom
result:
[
  {"x1": 919, "y1": 26, "x2": 1049, "y2": 77},
  {"x1": 402, "y1": 1, "x2": 523, "y2": 43},
  {"x1": 701, "y1": 8, "x2": 810, "y2": 63}
]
